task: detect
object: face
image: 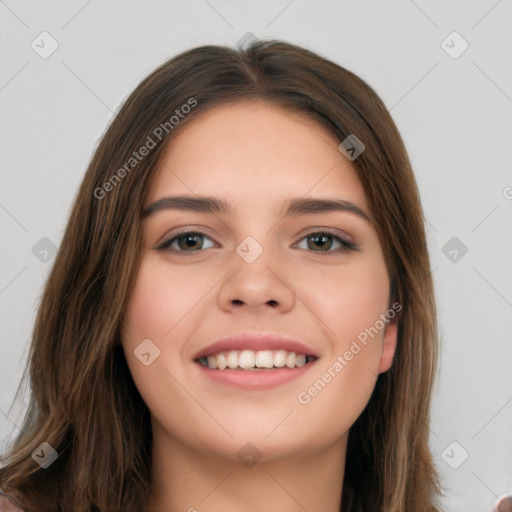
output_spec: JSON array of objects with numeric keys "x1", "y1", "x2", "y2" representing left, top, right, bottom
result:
[{"x1": 122, "y1": 101, "x2": 397, "y2": 463}]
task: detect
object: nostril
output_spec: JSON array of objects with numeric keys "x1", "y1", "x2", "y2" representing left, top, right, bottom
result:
[{"x1": 266, "y1": 300, "x2": 278, "y2": 307}]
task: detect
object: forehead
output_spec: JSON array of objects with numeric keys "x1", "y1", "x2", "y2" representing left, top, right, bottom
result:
[{"x1": 144, "y1": 101, "x2": 367, "y2": 210}]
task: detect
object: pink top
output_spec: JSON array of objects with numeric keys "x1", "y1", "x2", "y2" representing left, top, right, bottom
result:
[{"x1": 0, "y1": 492, "x2": 25, "y2": 512}]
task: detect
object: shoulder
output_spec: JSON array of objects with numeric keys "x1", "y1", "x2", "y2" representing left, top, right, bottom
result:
[{"x1": 0, "y1": 492, "x2": 26, "y2": 512}]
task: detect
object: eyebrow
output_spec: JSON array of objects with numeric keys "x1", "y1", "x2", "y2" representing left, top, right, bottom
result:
[
  {"x1": 142, "y1": 195, "x2": 372, "y2": 223},
  {"x1": 142, "y1": 196, "x2": 230, "y2": 217}
]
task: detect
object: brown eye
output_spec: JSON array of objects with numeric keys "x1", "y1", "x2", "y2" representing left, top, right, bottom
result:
[
  {"x1": 294, "y1": 231, "x2": 357, "y2": 253},
  {"x1": 177, "y1": 233, "x2": 204, "y2": 250},
  {"x1": 307, "y1": 234, "x2": 334, "y2": 251},
  {"x1": 157, "y1": 231, "x2": 216, "y2": 252}
]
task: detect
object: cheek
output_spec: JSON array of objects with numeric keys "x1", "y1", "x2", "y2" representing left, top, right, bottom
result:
[
  {"x1": 121, "y1": 258, "x2": 195, "y2": 398},
  {"x1": 124, "y1": 256, "x2": 208, "y2": 340},
  {"x1": 299, "y1": 256, "x2": 390, "y2": 352},
  {"x1": 121, "y1": 258, "x2": 208, "y2": 442},
  {"x1": 291, "y1": 257, "x2": 391, "y2": 429}
]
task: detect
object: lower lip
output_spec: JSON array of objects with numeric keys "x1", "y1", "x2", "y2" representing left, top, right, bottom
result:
[{"x1": 195, "y1": 361, "x2": 316, "y2": 390}]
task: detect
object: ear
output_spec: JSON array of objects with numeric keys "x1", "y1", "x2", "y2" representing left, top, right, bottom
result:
[{"x1": 378, "y1": 320, "x2": 398, "y2": 373}]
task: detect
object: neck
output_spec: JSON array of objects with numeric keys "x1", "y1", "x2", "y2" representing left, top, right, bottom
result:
[{"x1": 145, "y1": 425, "x2": 347, "y2": 512}]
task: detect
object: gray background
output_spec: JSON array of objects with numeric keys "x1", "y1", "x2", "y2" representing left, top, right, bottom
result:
[{"x1": 1, "y1": 1, "x2": 511, "y2": 510}]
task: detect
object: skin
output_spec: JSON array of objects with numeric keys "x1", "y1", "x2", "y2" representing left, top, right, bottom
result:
[{"x1": 122, "y1": 101, "x2": 398, "y2": 512}]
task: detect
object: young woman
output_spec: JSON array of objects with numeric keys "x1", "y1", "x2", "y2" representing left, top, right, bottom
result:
[{"x1": 0, "y1": 40, "x2": 441, "y2": 511}]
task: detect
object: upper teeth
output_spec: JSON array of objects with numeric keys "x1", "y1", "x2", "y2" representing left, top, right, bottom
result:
[{"x1": 199, "y1": 350, "x2": 310, "y2": 370}]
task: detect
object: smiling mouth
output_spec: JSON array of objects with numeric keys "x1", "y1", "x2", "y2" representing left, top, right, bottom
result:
[{"x1": 197, "y1": 349, "x2": 317, "y2": 370}]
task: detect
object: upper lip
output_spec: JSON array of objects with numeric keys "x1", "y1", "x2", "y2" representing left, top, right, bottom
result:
[{"x1": 193, "y1": 331, "x2": 320, "y2": 360}]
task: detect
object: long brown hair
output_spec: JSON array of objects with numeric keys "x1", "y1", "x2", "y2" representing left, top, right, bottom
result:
[{"x1": 0, "y1": 39, "x2": 441, "y2": 511}]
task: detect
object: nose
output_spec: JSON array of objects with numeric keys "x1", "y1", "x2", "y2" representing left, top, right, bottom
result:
[{"x1": 216, "y1": 243, "x2": 296, "y2": 313}]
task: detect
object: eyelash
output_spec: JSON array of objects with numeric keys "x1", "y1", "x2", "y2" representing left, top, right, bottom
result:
[{"x1": 155, "y1": 228, "x2": 357, "y2": 254}]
